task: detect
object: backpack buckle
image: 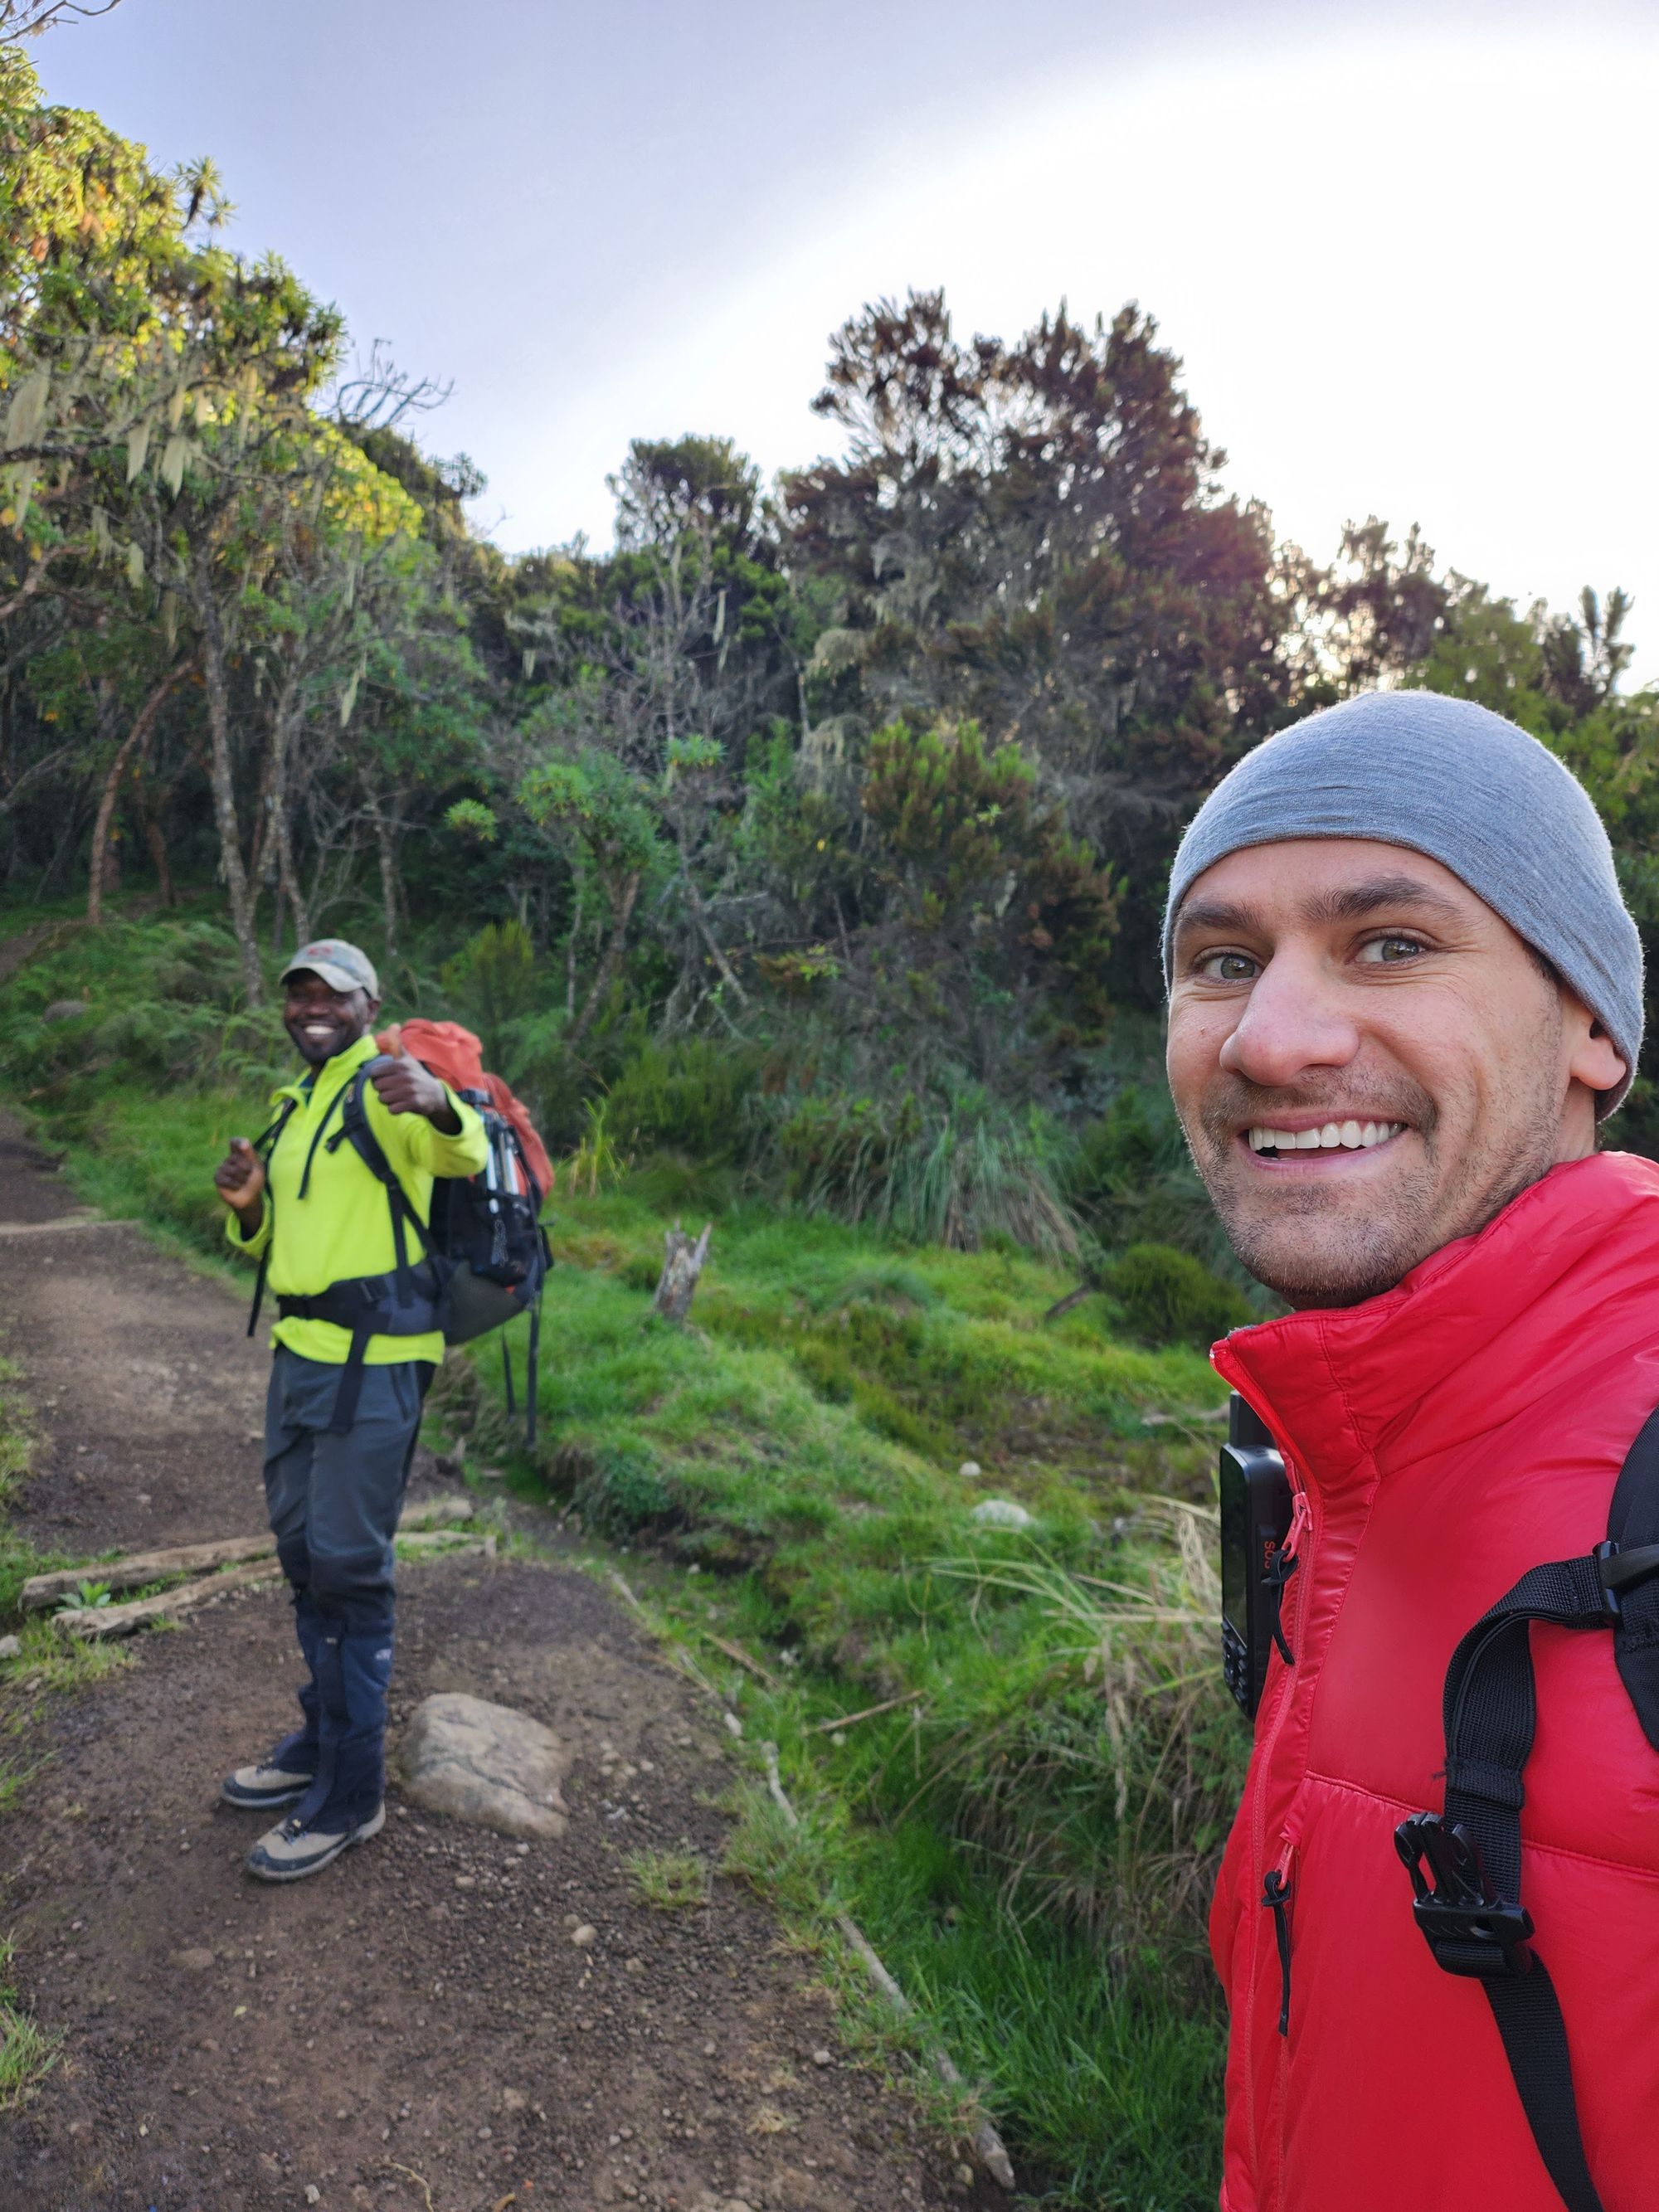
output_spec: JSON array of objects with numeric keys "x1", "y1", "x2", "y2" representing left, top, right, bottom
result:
[{"x1": 1394, "y1": 1813, "x2": 1534, "y2": 1978}]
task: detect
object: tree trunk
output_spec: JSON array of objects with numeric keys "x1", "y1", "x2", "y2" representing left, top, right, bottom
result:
[
  {"x1": 270, "y1": 700, "x2": 309, "y2": 946},
  {"x1": 87, "y1": 659, "x2": 193, "y2": 926},
  {"x1": 142, "y1": 805, "x2": 176, "y2": 907},
  {"x1": 567, "y1": 870, "x2": 641, "y2": 1048},
  {"x1": 369, "y1": 795, "x2": 401, "y2": 964},
  {"x1": 652, "y1": 1220, "x2": 712, "y2": 1323},
  {"x1": 193, "y1": 552, "x2": 264, "y2": 1005}
]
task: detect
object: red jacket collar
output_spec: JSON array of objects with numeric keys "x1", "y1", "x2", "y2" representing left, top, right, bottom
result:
[{"x1": 1212, "y1": 1151, "x2": 1659, "y2": 1490}]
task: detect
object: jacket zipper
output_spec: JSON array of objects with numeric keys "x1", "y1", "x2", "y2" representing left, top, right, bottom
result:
[{"x1": 1231, "y1": 1401, "x2": 1317, "y2": 2192}]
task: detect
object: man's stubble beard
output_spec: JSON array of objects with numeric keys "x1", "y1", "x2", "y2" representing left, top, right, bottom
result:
[{"x1": 1180, "y1": 1014, "x2": 1569, "y2": 1310}]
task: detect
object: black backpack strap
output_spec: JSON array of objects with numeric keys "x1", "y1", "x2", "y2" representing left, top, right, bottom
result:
[
  {"x1": 1608, "y1": 1402, "x2": 1659, "y2": 1753},
  {"x1": 1395, "y1": 1413, "x2": 1659, "y2": 2212},
  {"x1": 246, "y1": 1096, "x2": 299, "y2": 1341},
  {"x1": 328, "y1": 1068, "x2": 431, "y2": 1308}
]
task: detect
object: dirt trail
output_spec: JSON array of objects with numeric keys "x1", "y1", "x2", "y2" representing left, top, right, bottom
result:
[{"x1": 0, "y1": 1116, "x2": 996, "y2": 2212}]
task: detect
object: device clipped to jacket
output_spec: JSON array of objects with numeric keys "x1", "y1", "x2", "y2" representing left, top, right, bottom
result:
[{"x1": 1220, "y1": 1394, "x2": 1292, "y2": 1719}]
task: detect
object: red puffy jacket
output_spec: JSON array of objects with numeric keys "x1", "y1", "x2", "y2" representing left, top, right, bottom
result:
[{"x1": 1209, "y1": 1150, "x2": 1659, "y2": 2212}]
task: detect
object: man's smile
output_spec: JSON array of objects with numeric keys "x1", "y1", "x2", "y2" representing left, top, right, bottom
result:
[{"x1": 1243, "y1": 1118, "x2": 1408, "y2": 1157}]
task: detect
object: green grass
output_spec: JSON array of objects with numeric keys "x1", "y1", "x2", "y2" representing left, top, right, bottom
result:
[
  {"x1": 0, "y1": 1937, "x2": 59, "y2": 2112},
  {"x1": 624, "y1": 1845, "x2": 713, "y2": 1910},
  {"x1": 0, "y1": 897, "x2": 1244, "y2": 2208}
]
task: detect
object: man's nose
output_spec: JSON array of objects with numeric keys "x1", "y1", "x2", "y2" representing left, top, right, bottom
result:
[{"x1": 1218, "y1": 951, "x2": 1362, "y2": 1088}]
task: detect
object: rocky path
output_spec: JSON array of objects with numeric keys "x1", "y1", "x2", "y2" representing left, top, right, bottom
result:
[{"x1": 0, "y1": 1113, "x2": 997, "y2": 2212}]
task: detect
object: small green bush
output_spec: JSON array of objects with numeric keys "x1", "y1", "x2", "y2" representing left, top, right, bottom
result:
[
  {"x1": 573, "y1": 1446, "x2": 678, "y2": 1536},
  {"x1": 606, "y1": 1037, "x2": 765, "y2": 1164},
  {"x1": 625, "y1": 1151, "x2": 740, "y2": 1218},
  {"x1": 1106, "y1": 1242, "x2": 1253, "y2": 1348}
]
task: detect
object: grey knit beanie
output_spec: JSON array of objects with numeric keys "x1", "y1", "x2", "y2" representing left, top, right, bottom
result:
[{"x1": 1161, "y1": 691, "x2": 1643, "y2": 1116}]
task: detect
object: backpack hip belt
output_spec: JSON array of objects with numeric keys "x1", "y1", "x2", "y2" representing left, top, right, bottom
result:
[{"x1": 275, "y1": 1260, "x2": 452, "y2": 1434}]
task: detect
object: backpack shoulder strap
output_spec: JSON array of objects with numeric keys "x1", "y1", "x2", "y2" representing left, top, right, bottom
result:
[
  {"x1": 246, "y1": 1096, "x2": 299, "y2": 1341},
  {"x1": 1607, "y1": 1400, "x2": 1659, "y2": 1751},
  {"x1": 1394, "y1": 1403, "x2": 1659, "y2": 2212},
  {"x1": 327, "y1": 1067, "x2": 431, "y2": 1305}
]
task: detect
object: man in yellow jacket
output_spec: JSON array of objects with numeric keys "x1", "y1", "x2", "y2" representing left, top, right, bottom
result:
[{"x1": 214, "y1": 939, "x2": 487, "y2": 1882}]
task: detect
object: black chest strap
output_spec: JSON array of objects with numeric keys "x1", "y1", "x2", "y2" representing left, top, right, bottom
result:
[{"x1": 1396, "y1": 1402, "x2": 1659, "y2": 2212}]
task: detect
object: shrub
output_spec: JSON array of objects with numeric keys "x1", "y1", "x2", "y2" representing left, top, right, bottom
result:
[
  {"x1": 439, "y1": 919, "x2": 541, "y2": 1074},
  {"x1": 774, "y1": 1083, "x2": 1080, "y2": 1259},
  {"x1": 572, "y1": 1446, "x2": 678, "y2": 1537},
  {"x1": 1106, "y1": 1242, "x2": 1253, "y2": 1347},
  {"x1": 606, "y1": 1036, "x2": 765, "y2": 1164}
]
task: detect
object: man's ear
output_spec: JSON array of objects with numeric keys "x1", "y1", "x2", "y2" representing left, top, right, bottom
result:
[{"x1": 1565, "y1": 998, "x2": 1627, "y2": 1096}]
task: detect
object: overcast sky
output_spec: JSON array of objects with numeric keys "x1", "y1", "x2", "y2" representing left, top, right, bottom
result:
[{"x1": 34, "y1": 0, "x2": 1659, "y2": 678}]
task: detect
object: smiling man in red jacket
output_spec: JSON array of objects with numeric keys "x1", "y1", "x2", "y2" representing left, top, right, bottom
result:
[{"x1": 1163, "y1": 689, "x2": 1652, "y2": 2212}]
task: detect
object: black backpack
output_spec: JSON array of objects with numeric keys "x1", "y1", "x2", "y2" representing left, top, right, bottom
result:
[{"x1": 248, "y1": 1064, "x2": 552, "y2": 1441}]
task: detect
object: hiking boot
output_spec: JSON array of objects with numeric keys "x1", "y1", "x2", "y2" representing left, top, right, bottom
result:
[
  {"x1": 243, "y1": 1803, "x2": 385, "y2": 1883},
  {"x1": 221, "y1": 1762, "x2": 314, "y2": 1811}
]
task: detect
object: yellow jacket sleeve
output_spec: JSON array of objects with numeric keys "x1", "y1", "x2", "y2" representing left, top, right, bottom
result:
[{"x1": 224, "y1": 1197, "x2": 272, "y2": 1260}]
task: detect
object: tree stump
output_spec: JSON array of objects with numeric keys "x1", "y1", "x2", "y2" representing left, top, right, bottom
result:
[{"x1": 652, "y1": 1219, "x2": 712, "y2": 1323}]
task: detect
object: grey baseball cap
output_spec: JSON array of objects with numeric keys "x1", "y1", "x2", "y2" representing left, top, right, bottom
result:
[{"x1": 279, "y1": 938, "x2": 380, "y2": 999}]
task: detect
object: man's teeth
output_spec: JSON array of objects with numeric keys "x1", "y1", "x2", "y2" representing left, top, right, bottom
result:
[{"x1": 1247, "y1": 1121, "x2": 1405, "y2": 1153}]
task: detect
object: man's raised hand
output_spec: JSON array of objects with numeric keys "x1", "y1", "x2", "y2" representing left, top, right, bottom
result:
[
  {"x1": 214, "y1": 1137, "x2": 266, "y2": 1228},
  {"x1": 369, "y1": 1040, "x2": 455, "y2": 1126}
]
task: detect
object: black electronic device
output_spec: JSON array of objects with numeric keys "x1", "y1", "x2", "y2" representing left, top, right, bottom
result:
[{"x1": 1219, "y1": 1394, "x2": 1292, "y2": 1719}]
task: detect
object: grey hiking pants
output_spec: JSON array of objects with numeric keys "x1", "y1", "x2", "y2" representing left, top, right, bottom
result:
[
  {"x1": 260, "y1": 1349, "x2": 431, "y2": 1829},
  {"x1": 262, "y1": 1347, "x2": 428, "y2": 1621}
]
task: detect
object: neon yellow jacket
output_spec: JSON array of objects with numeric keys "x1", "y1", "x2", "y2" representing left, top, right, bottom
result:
[{"x1": 227, "y1": 1033, "x2": 489, "y2": 1367}]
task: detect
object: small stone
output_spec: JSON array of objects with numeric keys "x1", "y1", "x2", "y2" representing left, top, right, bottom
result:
[
  {"x1": 173, "y1": 1947, "x2": 215, "y2": 1972},
  {"x1": 501, "y1": 2088, "x2": 528, "y2": 2112},
  {"x1": 0, "y1": 1636, "x2": 19, "y2": 1660},
  {"x1": 305, "y1": 2190, "x2": 321, "y2": 2206},
  {"x1": 955, "y1": 2162, "x2": 976, "y2": 2186},
  {"x1": 722, "y1": 1712, "x2": 742, "y2": 1738},
  {"x1": 455, "y1": 1874, "x2": 475, "y2": 1889},
  {"x1": 811, "y1": 2048, "x2": 833, "y2": 2066},
  {"x1": 958, "y1": 1460, "x2": 982, "y2": 1479},
  {"x1": 703, "y1": 2040, "x2": 717, "y2": 2057},
  {"x1": 971, "y1": 1497, "x2": 1034, "y2": 1529},
  {"x1": 570, "y1": 1924, "x2": 596, "y2": 1947}
]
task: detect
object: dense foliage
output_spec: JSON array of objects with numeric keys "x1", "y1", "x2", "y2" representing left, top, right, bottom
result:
[{"x1": 3, "y1": 47, "x2": 1657, "y2": 1227}]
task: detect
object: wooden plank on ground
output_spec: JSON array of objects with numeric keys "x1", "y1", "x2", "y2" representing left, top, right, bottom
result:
[
  {"x1": 21, "y1": 1534, "x2": 275, "y2": 1612},
  {"x1": 0, "y1": 1216, "x2": 139, "y2": 1240},
  {"x1": 398, "y1": 1494, "x2": 476, "y2": 1530},
  {"x1": 21, "y1": 1494, "x2": 476, "y2": 1612},
  {"x1": 54, "y1": 1556, "x2": 283, "y2": 1641}
]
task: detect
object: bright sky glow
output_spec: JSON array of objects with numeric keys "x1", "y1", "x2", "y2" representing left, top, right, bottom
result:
[{"x1": 36, "y1": 4, "x2": 1659, "y2": 675}]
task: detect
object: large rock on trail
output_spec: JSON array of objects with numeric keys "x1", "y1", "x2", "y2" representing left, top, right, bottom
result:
[{"x1": 397, "y1": 1693, "x2": 571, "y2": 1839}]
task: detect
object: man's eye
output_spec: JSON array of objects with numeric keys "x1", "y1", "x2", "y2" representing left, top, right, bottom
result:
[
  {"x1": 1358, "y1": 936, "x2": 1427, "y2": 965},
  {"x1": 1195, "y1": 950, "x2": 1259, "y2": 983}
]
